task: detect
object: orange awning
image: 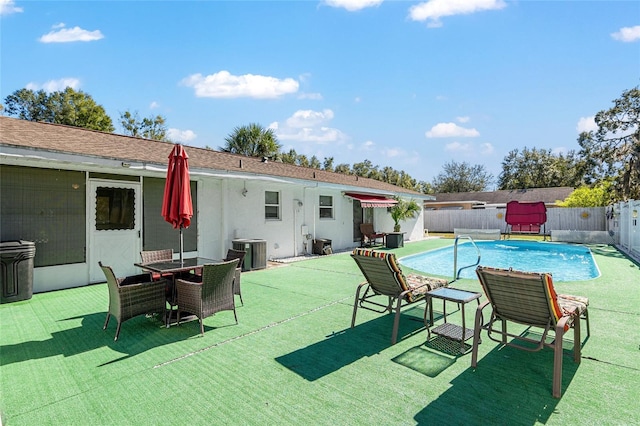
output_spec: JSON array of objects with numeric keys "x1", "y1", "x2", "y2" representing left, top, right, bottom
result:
[{"x1": 345, "y1": 192, "x2": 397, "y2": 208}]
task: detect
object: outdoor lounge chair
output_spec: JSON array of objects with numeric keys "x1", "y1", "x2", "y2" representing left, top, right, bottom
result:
[
  {"x1": 175, "y1": 259, "x2": 239, "y2": 336},
  {"x1": 359, "y1": 223, "x2": 387, "y2": 247},
  {"x1": 472, "y1": 266, "x2": 590, "y2": 398},
  {"x1": 224, "y1": 248, "x2": 246, "y2": 305},
  {"x1": 351, "y1": 248, "x2": 449, "y2": 344},
  {"x1": 99, "y1": 262, "x2": 167, "y2": 341}
]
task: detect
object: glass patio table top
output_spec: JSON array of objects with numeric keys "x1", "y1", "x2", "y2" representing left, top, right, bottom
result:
[{"x1": 135, "y1": 257, "x2": 220, "y2": 273}]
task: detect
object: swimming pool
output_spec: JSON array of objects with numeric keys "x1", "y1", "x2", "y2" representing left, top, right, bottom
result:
[{"x1": 399, "y1": 240, "x2": 600, "y2": 281}]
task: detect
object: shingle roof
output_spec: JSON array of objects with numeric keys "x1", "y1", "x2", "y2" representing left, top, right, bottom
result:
[
  {"x1": 428, "y1": 187, "x2": 575, "y2": 205},
  {"x1": 0, "y1": 117, "x2": 425, "y2": 197}
]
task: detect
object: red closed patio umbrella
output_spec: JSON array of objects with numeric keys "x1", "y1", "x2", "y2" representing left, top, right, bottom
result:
[{"x1": 161, "y1": 144, "x2": 193, "y2": 263}]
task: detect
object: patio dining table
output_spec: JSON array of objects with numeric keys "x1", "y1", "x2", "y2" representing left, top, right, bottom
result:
[{"x1": 135, "y1": 257, "x2": 221, "y2": 326}]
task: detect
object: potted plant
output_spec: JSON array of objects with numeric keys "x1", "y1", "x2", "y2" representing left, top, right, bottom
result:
[
  {"x1": 388, "y1": 197, "x2": 420, "y2": 247},
  {"x1": 390, "y1": 197, "x2": 421, "y2": 232}
]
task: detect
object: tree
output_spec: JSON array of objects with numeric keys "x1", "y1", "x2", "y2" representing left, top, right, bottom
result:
[
  {"x1": 309, "y1": 155, "x2": 322, "y2": 169},
  {"x1": 280, "y1": 149, "x2": 298, "y2": 164},
  {"x1": 3, "y1": 87, "x2": 114, "y2": 132},
  {"x1": 389, "y1": 197, "x2": 421, "y2": 232},
  {"x1": 119, "y1": 110, "x2": 168, "y2": 141},
  {"x1": 432, "y1": 161, "x2": 493, "y2": 193},
  {"x1": 222, "y1": 123, "x2": 281, "y2": 158},
  {"x1": 556, "y1": 181, "x2": 613, "y2": 207},
  {"x1": 322, "y1": 157, "x2": 334, "y2": 172},
  {"x1": 334, "y1": 163, "x2": 351, "y2": 174},
  {"x1": 351, "y1": 159, "x2": 377, "y2": 179},
  {"x1": 578, "y1": 87, "x2": 640, "y2": 200},
  {"x1": 498, "y1": 147, "x2": 585, "y2": 190}
]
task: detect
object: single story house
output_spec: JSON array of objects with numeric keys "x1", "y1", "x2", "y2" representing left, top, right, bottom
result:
[
  {"x1": 424, "y1": 187, "x2": 575, "y2": 210},
  {"x1": 0, "y1": 116, "x2": 433, "y2": 292}
]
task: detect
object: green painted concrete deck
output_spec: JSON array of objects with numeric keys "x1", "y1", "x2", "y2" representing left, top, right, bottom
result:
[{"x1": 1, "y1": 239, "x2": 639, "y2": 425}]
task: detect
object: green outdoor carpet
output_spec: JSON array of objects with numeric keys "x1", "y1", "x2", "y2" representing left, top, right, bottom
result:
[{"x1": 1, "y1": 240, "x2": 639, "y2": 425}]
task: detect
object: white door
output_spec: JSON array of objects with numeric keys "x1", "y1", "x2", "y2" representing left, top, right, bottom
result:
[{"x1": 88, "y1": 179, "x2": 142, "y2": 283}]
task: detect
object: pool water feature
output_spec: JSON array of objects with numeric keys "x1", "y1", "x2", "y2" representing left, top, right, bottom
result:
[{"x1": 400, "y1": 240, "x2": 599, "y2": 282}]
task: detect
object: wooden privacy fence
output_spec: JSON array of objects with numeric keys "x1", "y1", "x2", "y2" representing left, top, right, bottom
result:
[{"x1": 424, "y1": 207, "x2": 606, "y2": 233}]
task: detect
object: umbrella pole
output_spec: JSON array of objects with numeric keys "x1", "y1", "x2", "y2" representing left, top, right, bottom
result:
[{"x1": 179, "y1": 226, "x2": 184, "y2": 265}]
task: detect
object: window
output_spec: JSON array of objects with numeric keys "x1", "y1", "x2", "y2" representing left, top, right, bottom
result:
[
  {"x1": 319, "y1": 195, "x2": 334, "y2": 219},
  {"x1": 265, "y1": 191, "x2": 280, "y2": 220},
  {"x1": 95, "y1": 187, "x2": 135, "y2": 230},
  {"x1": 0, "y1": 166, "x2": 86, "y2": 267}
]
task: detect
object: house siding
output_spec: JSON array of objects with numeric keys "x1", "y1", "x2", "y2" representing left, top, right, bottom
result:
[{"x1": 1, "y1": 117, "x2": 431, "y2": 292}]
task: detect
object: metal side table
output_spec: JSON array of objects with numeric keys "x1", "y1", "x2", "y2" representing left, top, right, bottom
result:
[{"x1": 425, "y1": 287, "x2": 482, "y2": 354}]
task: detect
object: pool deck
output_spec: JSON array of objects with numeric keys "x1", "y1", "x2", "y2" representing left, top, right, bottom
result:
[{"x1": 1, "y1": 238, "x2": 639, "y2": 425}]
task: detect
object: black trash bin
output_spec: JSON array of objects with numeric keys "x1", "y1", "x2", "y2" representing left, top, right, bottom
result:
[{"x1": 1, "y1": 240, "x2": 36, "y2": 304}]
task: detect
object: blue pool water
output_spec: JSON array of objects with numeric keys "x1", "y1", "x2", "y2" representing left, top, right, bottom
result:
[{"x1": 400, "y1": 241, "x2": 599, "y2": 282}]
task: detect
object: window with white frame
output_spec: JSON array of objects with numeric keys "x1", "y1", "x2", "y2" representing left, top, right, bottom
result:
[
  {"x1": 319, "y1": 195, "x2": 334, "y2": 219},
  {"x1": 265, "y1": 191, "x2": 280, "y2": 220}
]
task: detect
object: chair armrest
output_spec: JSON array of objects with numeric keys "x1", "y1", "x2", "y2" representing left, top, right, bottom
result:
[
  {"x1": 118, "y1": 273, "x2": 153, "y2": 286},
  {"x1": 118, "y1": 278, "x2": 166, "y2": 296},
  {"x1": 175, "y1": 277, "x2": 203, "y2": 306}
]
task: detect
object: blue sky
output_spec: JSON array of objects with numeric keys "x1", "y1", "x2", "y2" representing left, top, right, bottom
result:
[{"x1": 1, "y1": 0, "x2": 639, "y2": 185}]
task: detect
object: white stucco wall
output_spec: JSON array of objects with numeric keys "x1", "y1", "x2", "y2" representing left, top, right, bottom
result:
[{"x1": 2, "y1": 150, "x2": 427, "y2": 291}]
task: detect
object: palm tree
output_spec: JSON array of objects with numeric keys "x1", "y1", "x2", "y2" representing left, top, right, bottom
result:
[
  {"x1": 222, "y1": 123, "x2": 281, "y2": 158},
  {"x1": 389, "y1": 197, "x2": 421, "y2": 232}
]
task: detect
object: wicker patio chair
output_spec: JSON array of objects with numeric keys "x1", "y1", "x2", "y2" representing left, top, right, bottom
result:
[
  {"x1": 99, "y1": 261, "x2": 167, "y2": 341},
  {"x1": 351, "y1": 248, "x2": 449, "y2": 344},
  {"x1": 359, "y1": 223, "x2": 387, "y2": 247},
  {"x1": 175, "y1": 259, "x2": 240, "y2": 336},
  {"x1": 472, "y1": 266, "x2": 590, "y2": 398},
  {"x1": 140, "y1": 249, "x2": 173, "y2": 280},
  {"x1": 224, "y1": 248, "x2": 246, "y2": 305}
]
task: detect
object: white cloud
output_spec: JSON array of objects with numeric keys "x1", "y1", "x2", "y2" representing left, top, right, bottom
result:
[
  {"x1": 274, "y1": 109, "x2": 346, "y2": 144},
  {"x1": 444, "y1": 141, "x2": 471, "y2": 152},
  {"x1": 323, "y1": 0, "x2": 383, "y2": 12},
  {"x1": 149, "y1": 101, "x2": 160, "y2": 109},
  {"x1": 26, "y1": 78, "x2": 81, "y2": 92},
  {"x1": 181, "y1": 70, "x2": 299, "y2": 99},
  {"x1": 425, "y1": 122, "x2": 480, "y2": 138},
  {"x1": 39, "y1": 24, "x2": 104, "y2": 43},
  {"x1": 286, "y1": 109, "x2": 334, "y2": 128},
  {"x1": 0, "y1": 0, "x2": 23, "y2": 15},
  {"x1": 382, "y1": 147, "x2": 402, "y2": 158},
  {"x1": 480, "y1": 142, "x2": 494, "y2": 155},
  {"x1": 276, "y1": 126, "x2": 346, "y2": 144},
  {"x1": 576, "y1": 116, "x2": 597, "y2": 133},
  {"x1": 445, "y1": 141, "x2": 494, "y2": 156},
  {"x1": 456, "y1": 116, "x2": 470, "y2": 123},
  {"x1": 167, "y1": 128, "x2": 197, "y2": 142},
  {"x1": 409, "y1": 0, "x2": 507, "y2": 28},
  {"x1": 362, "y1": 140, "x2": 375, "y2": 149},
  {"x1": 611, "y1": 25, "x2": 640, "y2": 42},
  {"x1": 297, "y1": 92, "x2": 323, "y2": 100}
]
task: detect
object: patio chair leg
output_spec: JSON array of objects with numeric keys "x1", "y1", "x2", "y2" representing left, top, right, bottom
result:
[
  {"x1": 103, "y1": 313, "x2": 111, "y2": 330},
  {"x1": 114, "y1": 322, "x2": 122, "y2": 341},
  {"x1": 471, "y1": 309, "x2": 483, "y2": 367},
  {"x1": 351, "y1": 284, "x2": 366, "y2": 328},
  {"x1": 584, "y1": 309, "x2": 590, "y2": 337},
  {"x1": 552, "y1": 324, "x2": 564, "y2": 398},
  {"x1": 573, "y1": 314, "x2": 582, "y2": 363},
  {"x1": 199, "y1": 318, "x2": 205, "y2": 336},
  {"x1": 391, "y1": 297, "x2": 402, "y2": 345}
]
